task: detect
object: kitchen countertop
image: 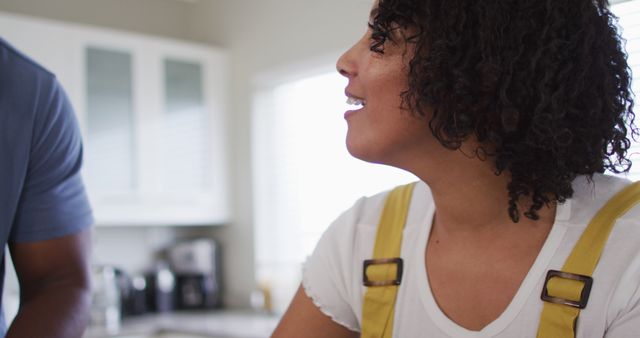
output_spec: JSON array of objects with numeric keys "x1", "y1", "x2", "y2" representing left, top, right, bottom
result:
[{"x1": 84, "y1": 310, "x2": 280, "y2": 338}]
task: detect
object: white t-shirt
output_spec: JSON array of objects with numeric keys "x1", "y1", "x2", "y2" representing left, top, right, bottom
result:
[{"x1": 302, "y1": 174, "x2": 640, "y2": 337}]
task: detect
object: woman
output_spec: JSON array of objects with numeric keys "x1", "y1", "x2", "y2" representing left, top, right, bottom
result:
[{"x1": 273, "y1": 0, "x2": 639, "y2": 337}]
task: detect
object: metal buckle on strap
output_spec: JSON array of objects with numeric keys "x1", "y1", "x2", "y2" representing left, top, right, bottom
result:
[
  {"x1": 363, "y1": 258, "x2": 403, "y2": 287},
  {"x1": 541, "y1": 270, "x2": 593, "y2": 309}
]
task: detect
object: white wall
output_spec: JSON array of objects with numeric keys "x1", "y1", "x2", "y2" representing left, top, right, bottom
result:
[{"x1": 0, "y1": 0, "x2": 196, "y2": 42}]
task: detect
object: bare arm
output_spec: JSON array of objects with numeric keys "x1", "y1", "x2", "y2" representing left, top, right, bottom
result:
[
  {"x1": 7, "y1": 229, "x2": 92, "y2": 338},
  {"x1": 271, "y1": 285, "x2": 358, "y2": 338}
]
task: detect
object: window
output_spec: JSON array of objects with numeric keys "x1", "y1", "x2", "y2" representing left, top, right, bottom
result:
[
  {"x1": 252, "y1": 70, "x2": 417, "y2": 312},
  {"x1": 612, "y1": 0, "x2": 640, "y2": 181}
]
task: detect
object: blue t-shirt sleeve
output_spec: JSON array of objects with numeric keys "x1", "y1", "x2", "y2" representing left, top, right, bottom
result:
[{"x1": 10, "y1": 77, "x2": 94, "y2": 243}]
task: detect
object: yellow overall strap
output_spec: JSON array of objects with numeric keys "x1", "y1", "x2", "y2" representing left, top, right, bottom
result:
[
  {"x1": 537, "y1": 181, "x2": 640, "y2": 338},
  {"x1": 361, "y1": 182, "x2": 416, "y2": 338}
]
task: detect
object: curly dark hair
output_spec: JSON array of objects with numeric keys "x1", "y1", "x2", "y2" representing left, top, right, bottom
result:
[{"x1": 371, "y1": 0, "x2": 637, "y2": 222}]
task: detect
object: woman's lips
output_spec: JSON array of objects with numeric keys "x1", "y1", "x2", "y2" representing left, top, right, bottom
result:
[
  {"x1": 344, "y1": 107, "x2": 362, "y2": 119},
  {"x1": 344, "y1": 91, "x2": 365, "y2": 119}
]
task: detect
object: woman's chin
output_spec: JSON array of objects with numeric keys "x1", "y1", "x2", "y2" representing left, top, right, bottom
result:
[
  {"x1": 346, "y1": 142, "x2": 369, "y2": 161},
  {"x1": 345, "y1": 141, "x2": 384, "y2": 164}
]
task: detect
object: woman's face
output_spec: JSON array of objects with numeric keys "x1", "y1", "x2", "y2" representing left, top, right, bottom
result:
[{"x1": 336, "y1": 7, "x2": 434, "y2": 168}]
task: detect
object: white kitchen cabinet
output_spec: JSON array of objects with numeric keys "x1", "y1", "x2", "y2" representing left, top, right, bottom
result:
[{"x1": 0, "y1": 12, "x2": 230, "y2": 226}]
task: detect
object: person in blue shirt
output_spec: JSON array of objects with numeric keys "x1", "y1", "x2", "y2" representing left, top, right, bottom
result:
[{"x1": 0, "y1": 37, "x2": 94, "y2": 337}]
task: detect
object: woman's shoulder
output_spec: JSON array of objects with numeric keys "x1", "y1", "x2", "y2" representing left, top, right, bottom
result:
[
  {"x1": 313, "y1": 180, "x2": 431, "y2": 253},
  {"x1": 345, "y1": 180, "x2": 431, "y2": 230},
  {"x1": 566, "y1": 173, "x2": 639, "y2": 225}
]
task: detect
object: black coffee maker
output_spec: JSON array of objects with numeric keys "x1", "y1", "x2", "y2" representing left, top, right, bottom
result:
[{"x1": 167, "y1": 239, "x2": 222, "y2": 309}]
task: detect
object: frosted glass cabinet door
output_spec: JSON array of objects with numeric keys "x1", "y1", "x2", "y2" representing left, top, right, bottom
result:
[
  {"x1": 161, "y1": 59, "x2": 209, "y2": 192},
  {"x1": 85, "y1": 47, "x2": 136, "y2": 193}
]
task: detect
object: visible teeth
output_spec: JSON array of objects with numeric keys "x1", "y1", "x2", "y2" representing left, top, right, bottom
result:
[{"x1": 346, "y1": 97, "x2": 365, "y2": 107}]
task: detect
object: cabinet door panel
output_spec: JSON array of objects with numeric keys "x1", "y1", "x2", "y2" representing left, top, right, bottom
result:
[
  {"x1": 85, "y1": 47, "x2": 136, "y2": 193},
  {"x1": 161, "y1": 59, "x2": 209, "y2": 192}
]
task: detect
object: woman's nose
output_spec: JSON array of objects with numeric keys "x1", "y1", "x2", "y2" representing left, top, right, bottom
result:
[{"x1": 336, "y1": 45, "x2": 357, "y2": 78}]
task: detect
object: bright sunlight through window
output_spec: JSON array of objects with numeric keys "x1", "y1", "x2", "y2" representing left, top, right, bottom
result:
[
  {"x1": 252, "y1": 71, "x2": 417, "y2": 312},
  {"x1": 612, "y1": 0, "x2": 640, "y2": 182}
]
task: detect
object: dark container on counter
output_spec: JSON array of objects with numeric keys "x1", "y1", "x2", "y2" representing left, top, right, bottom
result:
[
  {"x1": 123, "y1": 273, "x2": 148, "y2": 316},
  {"x1": 144, "y1": 262, "x2": 176, "y2": 313}
]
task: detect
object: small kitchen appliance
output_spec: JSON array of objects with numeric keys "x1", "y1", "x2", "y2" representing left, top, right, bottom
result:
[{"x1": 167, "y1": 238, "x2": 222, "y2": 309}]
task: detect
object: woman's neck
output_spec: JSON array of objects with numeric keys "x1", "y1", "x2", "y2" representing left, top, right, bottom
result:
[{"x1": 409, "y1": 145, "x2": 556, "y2": 236}]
